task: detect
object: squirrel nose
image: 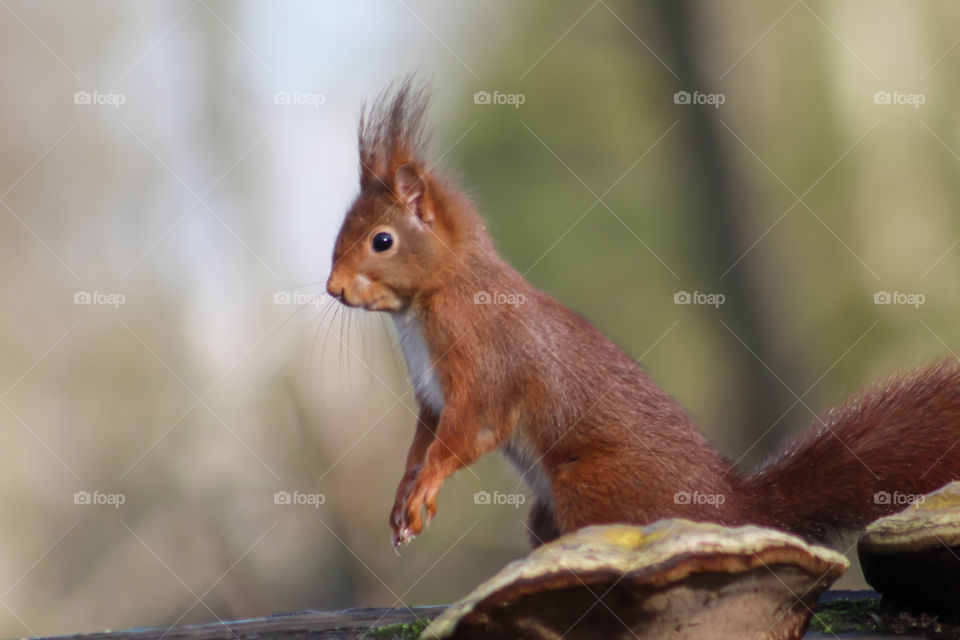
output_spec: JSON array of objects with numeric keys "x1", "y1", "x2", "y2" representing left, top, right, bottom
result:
[{"x1": 326, "y1": 273, "x2": 345, "y2": 300}]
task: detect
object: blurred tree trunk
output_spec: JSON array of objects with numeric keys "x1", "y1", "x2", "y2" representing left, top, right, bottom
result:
[{"x1": 651, "y1": 0, "x2": 798, "y2": 462}]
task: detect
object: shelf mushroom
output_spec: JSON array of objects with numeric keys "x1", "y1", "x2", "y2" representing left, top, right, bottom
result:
[
  {"x1": 422, "y1": 519, "x2": 848, "y2": 640},
  {"x1": 858, "y1": 481, "x2": 960, "y2": 616}
]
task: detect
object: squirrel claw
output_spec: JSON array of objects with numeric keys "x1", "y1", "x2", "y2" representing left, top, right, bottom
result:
[{"x1": 391, "y1": 526, "x2": 416, "y2": 549}]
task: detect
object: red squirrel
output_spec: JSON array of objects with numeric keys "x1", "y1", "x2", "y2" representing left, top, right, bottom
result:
[{"x1": 325, "y1": 79, "x2": 960, "y2": 549}]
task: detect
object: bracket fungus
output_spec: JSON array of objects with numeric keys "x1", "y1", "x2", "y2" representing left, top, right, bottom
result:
[
  {"x1": 858, "y1": 481, "x2": 960, "y2": 616},
  {"x1": 422, "y1": 519, "x2": 848, "y2": 640}
]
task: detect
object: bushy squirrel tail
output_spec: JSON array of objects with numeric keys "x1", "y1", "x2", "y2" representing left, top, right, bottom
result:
[{"x1": 744, "y1": 359, "x2": 960, "y2": 543}]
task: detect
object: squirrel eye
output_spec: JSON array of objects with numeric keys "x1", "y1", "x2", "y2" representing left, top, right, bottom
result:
[{"x1": 372, "y1": 231, "x2": 394, "y2": 253}]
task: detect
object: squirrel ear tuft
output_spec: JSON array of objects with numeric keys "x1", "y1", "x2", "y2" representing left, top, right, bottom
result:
[{"x1": 394, "y1": 164, "x2": 433, "y2": 223}]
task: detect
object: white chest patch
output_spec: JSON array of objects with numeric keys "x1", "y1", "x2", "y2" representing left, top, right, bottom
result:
[
  {"x1": 391, "y1": 310, "x2": 445, "y2": 414},
  {"x1": 502, "y1": 428, "x2": 553, "y2": 507}
]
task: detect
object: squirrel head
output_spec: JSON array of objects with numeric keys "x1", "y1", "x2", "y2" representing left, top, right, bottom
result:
[{"x1": 327, "y1": 77, "x2": 484, "y2": 312}]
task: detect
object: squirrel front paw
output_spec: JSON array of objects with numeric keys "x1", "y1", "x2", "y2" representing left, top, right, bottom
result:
[
  {"x1": 390, "y1": 471, "x2": 440, "y2": 548},
  {"x1": 389, "y1": 469, "x2": 418, "y2": 547}
]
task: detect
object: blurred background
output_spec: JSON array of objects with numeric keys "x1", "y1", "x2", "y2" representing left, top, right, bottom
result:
[{"x1": 1, "y1": 0, "x2": 958, "y2": 635}]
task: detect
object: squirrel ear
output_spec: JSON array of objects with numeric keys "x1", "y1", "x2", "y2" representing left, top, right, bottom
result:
[{"x1": 394, "y1": 164, "x2": 433, "y2": 224}]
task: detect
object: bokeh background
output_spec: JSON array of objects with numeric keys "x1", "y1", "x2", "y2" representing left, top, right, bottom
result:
[{"x1": 1, "y1": 0, "x2": 959, "y2": 635}]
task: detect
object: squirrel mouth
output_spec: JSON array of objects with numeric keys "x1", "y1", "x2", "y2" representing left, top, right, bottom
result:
[
  {"x1": 363, "y1": 297, "x2": 391, "y2": 311},
  {"x1": 330, "y1": 291, "x2": 393, "y2": 312},
  {"x1": 330, "y1": 293, "x2": 354, "y2": 307}
]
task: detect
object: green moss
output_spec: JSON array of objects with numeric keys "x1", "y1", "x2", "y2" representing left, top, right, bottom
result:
[
  {"x1": 363, "y1": 617, "x2": 433, "y2": 640},
  {"x1": 809, "y1": 598, "x2": 881, "y2": 634},
  {"x1": 810, "y1": 597, "x2": 960, "y2": 637}
]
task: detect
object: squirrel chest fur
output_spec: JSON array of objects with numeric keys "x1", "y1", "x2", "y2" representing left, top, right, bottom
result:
[{"x1": 391, "y1": 309, "x2": 444, "y2": 414}]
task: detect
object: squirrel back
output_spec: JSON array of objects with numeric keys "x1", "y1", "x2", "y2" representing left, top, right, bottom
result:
[{"x1": 326, "y1": 78, "x2": 960, "y2": 548}]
